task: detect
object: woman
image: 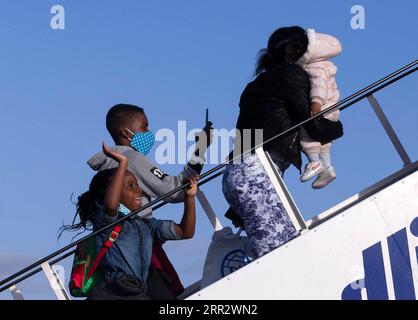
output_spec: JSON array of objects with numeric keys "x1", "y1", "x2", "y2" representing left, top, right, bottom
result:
[{"x1": 222, "y1": 26, "x2": 343, "y2": 258}]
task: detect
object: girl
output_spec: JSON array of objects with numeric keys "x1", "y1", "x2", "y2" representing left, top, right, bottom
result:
[{"x1": 64, "y1": 143, "x2": 197, "y2": 300}]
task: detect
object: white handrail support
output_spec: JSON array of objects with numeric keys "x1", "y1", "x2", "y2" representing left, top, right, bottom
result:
[
  {"x1": 196, "y1": 189, "x2": 223, "y2": 231},
  {"x1": 367, "y1": 94, "x2": 411, "y2": 166},
  {"x1": 9, "y1": 285, "x2": 24, "y2": 300},
  {"x1": 255, "y1": 148, "x2": 307, "y2": 233}
]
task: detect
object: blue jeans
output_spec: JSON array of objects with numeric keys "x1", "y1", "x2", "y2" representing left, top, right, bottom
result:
[{"x1": 222, "y1": 154, "x2": 298, "y2": 258}]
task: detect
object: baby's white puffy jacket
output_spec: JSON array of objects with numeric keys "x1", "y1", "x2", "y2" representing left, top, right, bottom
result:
[{"x1": 297, "y1": 29, "x2": 342, "y2": 121}]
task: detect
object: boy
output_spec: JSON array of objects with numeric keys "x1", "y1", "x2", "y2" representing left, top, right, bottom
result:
[{"x1": 88, "y1": 104, "x2": 213, "y2": 215}]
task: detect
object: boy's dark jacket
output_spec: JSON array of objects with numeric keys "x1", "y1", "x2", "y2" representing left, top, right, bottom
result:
[{"x1": 235, "y1": 63, "x2": 343, "y2": 171}]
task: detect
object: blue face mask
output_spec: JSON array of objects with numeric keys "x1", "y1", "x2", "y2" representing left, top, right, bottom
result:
[
  {"x1": 118, "y1": 203, "x2": 131, "y2": 216},
  {"x1": 126, "y1": 128, "x2": 155, "y2": 156}
]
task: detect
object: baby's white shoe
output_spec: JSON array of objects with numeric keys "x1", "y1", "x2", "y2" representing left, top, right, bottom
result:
[
  {"x1": 300, "y1": 161, "x2": 325, "y2": 182},
  {"x1": 312, "y1": 166, "x2": 337, "y2": 189}
]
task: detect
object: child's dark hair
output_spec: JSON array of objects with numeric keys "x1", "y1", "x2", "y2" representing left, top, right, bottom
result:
[
  {"x1": 106, "y1": 104, "x2": 145, "y2": 142},
  {"x1": 58, "y1": 168, "x2": 118, "y2": 239},
  {"x1": 255, "y1": 26, "x2": 308, "y2": 75}
]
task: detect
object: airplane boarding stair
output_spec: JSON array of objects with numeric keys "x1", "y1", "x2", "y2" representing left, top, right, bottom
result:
[{"x1": 0, "y1": 60, "x2": 417, "y2": 300}]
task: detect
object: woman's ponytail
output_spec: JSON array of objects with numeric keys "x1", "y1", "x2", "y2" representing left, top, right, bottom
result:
[{"x1": 256, "y1": 49, "x2": 274, "y2": 75}]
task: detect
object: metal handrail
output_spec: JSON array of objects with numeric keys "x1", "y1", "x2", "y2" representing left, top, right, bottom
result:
[{"x1": 0, "y1": 59, "x2": 416, "y2": 293}]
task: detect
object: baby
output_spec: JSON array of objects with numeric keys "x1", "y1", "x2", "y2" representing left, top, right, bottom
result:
[{"x1": 297, "y1": 28, "x2": 342, "y2": 189}]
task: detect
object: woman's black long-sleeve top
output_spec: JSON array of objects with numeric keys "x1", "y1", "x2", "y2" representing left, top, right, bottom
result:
[{"x1": 234, "y1": 63, "x2": 343, "y2": 171}]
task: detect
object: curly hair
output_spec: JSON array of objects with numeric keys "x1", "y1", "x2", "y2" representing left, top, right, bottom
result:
[{"x1": 58, "y1": 168, "x2": 118, "y2": 239}]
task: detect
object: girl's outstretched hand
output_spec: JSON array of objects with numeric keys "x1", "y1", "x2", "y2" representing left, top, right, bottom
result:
[
  {"x1": 102, "y1": 142, "x2": 128, "y2": 164},
  {"x1": 185, "y1": 176, "x2": 198, "y2": 197}
]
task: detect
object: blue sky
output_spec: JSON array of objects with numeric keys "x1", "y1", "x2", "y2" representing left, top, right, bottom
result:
[{"x1": 0, "y1": 0, "x2": 417, "y2": 299}]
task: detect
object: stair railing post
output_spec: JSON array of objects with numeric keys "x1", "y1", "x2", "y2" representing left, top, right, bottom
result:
[
  {"x1": 255, "y1": 147, "x2": 307, "y2": 233},
  {"x1": 40, "y1": 262, "x2": 71, "y2": 300},
  {"x1": 367, "y1": 94, "x2": 411, "y2": 166},
  {"x1": 9, "y1": 285, "x2": 24, "y2": 300},
  {"x1": 196, "y1": 189, "x2": 223, "y2": 231}
]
